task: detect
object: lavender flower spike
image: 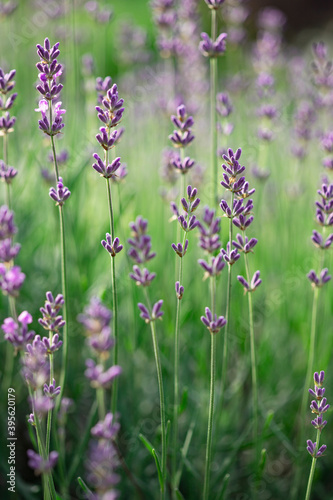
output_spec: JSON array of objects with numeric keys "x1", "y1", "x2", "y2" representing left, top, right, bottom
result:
[
  {"x1": 201, "y1": 307, "x2": 226, "y2": 334},
  {"x1": 1, "y1": 311, "x2": 35, "y2": 352},
  {"x1": 49, "y1": 177, "x2": 71, "y2": 206},
  {"x1": 0, "y1": 264, "x2": 25, "y2": 296},
  {"x1": 101, "y1": 234, "x2": 123, "y2": 257}
]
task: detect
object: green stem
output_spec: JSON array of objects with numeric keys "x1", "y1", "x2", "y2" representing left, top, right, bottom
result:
[
  {"x1": 46, "y1": 351, "x2": 54, "y2": 456},
  {"x1": 105, "y1": 177, "x2": 119, "y2": 414},
  {"x1": 244, "y1": 253, "x2": 259, "y2": 468},
  {"x1": 97, "y1": 386, "x2": 106, "y2": 420},
  {"x1": 55, "y1": 205, "x2": 69, "y2": 412},
  {"x1": 304, "y1": 429, "x2": 321, "y2": 500},
  {"x1": 50, "y1": 116, "x2": 59, "y2": 183},
  {"x1": 220, "y1": 193, "x2": 234, "y2": 412},
  {"x1": 172, "y1": 230, "x2": 187, "y2": 494},
  {"x1": 293, "y1": 287, "x2": 320, "y2": 498},
  {"x1": 145, "y1": 290, "x2": 166, "y2": 499},
  {"x1": 203, "y1": 276, "x2": 217, "y2": 500},
  {"x1": 210, "y1": 9, "x2": 218, "y2": 206},
  {"x1": 151, "y1": 319, "x2": 166, "y2": 499}
]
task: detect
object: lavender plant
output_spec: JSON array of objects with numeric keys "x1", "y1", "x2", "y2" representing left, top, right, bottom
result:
[
  {"x1": 200, "y1": 0, "x2": 227, "y2": 205},
  {"x1": 128, "y1": 216, "x2": 166, "y2": 499},
  {"x1": 170, "y1": 185, "x2": 200, "y2": 494},
  {"x1": 35, "y1": 38, "x2": 70, "y2": 414},
  {"x1": 93, "y1": 79, "x2": 125, "y2": 414},
  {"x1": 305, "y1": 371, "x2": 329, "y2": 500}
]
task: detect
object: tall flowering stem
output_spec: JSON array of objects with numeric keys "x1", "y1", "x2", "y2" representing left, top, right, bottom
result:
[
  {"x1": 219, "y1": 148, "x2": 254, "y2": 411},
  {"x1": 93, "y1": 80, "x2": 124, "y2": 413},
  {"x1": 201, "y1": 299, "x2": 226, "y2": 500},
  {"x1": 293, "y1": 181, "x2": 332, "y2": 497},
  {"x1": 128, "y1": 217, "x2": 166, "y2": 498},
  {"x1": 200, "y1": 1, "x2": 227, "y2": 205},
  {"x1": 35, "y1": 39, "x2": 69, "y2": 413},
  {"x1": 304, "y1": 371, "x2": 329, "y2": 500},
  {"x1": 170, "y1": 185, "x2": 200, "y2": 493},
  {"x1": 225, "y1": 148, "x2": 261, "y2": 467}
]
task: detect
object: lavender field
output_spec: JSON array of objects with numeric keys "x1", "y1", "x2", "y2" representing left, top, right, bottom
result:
[{"x1": 0, "y1": 1, "x2": 332, "y2": 499}]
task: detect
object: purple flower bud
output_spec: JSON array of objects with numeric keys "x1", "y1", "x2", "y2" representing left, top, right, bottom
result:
[
  {"x1": 91, "y1": 412, "x2": 120, "y2": 440},
  {"x1": 101, "y1": 234, "x2": 123, "y2": 257},
  {"x1": 138, "y1": 300, "x2": 164, "y2": 323},
  {"x1": 175, "y1": 281, "x2": 184, "y2": 299},
  {"x1": 85, "y1": 359, "x2": 122, "y2": 388},
  {"x1": 0, "y1": 160, "x2": 18, "y2": 184},
  {"x1": 0, "y1": 264, "x2": 25, "y2": 297},
  {"x1": 171, "y1": 239, "x2": 189, "y2": 257},
  {"x1": 27, "y1": 450, "x2": 58, "y2": 475},
  {"x1": 78, "y1": 297, "x2": 112, "y2": 335},
  {"x1": 201, "y1": 307, "x2": 226, "y2": 334},
  {"x1": 199, "y1": 32, "x2": 227, "y2": 58},
  {"x1": 129, "y1": 265, "x2": 156, "y2": 286},
  {"x1": 49, "y1": 177, "x2": 71, "y2": 206},
  {"x1": 44, "y1": 378, "x2": 61, "y2": 399},
  {"x1": 307, "y1": 268, "x2": 331, "y2": 288},
  {"x1": 237, "y1": 270, "x2": 262, "y2": 292}
]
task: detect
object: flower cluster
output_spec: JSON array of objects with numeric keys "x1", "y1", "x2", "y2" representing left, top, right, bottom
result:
[
  {"x1": 201, "y1": 307, "x2": 226, "y2": 334},
  {"x1": 38, "y1": 291, "x2": 65, "y2": 334},
  {"x1": 85, "y1": 413, "x2": 120, "y2": 498},
  {"x1": 0, "y1": 159, "x2": 17, "y2": 184},
  {"x1": 128, "y1": 216, "x2": 164, "y2": 322},
  {"x1": 307, "y1": 371, "x2": 329, "y2": 458},
  {"x1": 49, "y1": 177, "x2": 71, "y2": 206},
  {"x1": 307, "y1": 180, "x2": 333, "y2": 287},
  {"x1": 169, "y1": 104, "x2": 194, "y2": 149},
  {"x1": 171, "y1": 185, "x2": 200, "y2": 260},
  {"x1": 0, "y1": 66, "x2": 17, "y2": 138},
  {"x1": 311, "y1": 42, "x2": 333, "y2": 108},
  {"x1": 78, "y1": 297, "x2": 117, "y2": 362},
  {"x1": 1, "y1": 311, "x2": 34, "y2": 353},
  {"x1": 35, "y1": 38, "x2": 65, "y2": 136},
  {"x1": 199, "y1": 33, "x2": 227, "y2": 58},
  {"x1": 197, "y1": 207, "x2": 221, "y2": 254},
  {"x1": 0, "y1": 206, "x2": 24, "y2": 297},
  {"x1": 27, "y1": 450, "x2": 58, "y2": 476}
]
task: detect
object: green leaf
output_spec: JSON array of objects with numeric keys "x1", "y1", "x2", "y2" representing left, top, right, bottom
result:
[
  {"x1": 77, "y1": 477, "x2": 93, "y2": 495},
  {"x1": 139, "y1": 434, "x2": 164, "y2": 491},
  {"x1": 259, "y1": 448, "x2": 267, "y2": 476},
  {"x1": 152, "y1": 449, "x2": 164, "y2": 491},
  {"x1": 217, "y1": 473, "x2": 230, "y2": 500}
]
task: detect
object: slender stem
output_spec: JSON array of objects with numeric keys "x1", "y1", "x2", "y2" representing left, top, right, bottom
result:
[
  {"x1": 220, "y1": 193, "x2": 234, "y2": 411},
  {"x1": 46, "y1": 351, "x2": 54, "y2": 455},
  {"x1": 144, "y1": 289, "x2": 166, "y2": 499},
  {"x1": 210, "y1": 9, "x2": 218, "y2": 206},
  {"x1": 304, "y1": 429, "x2": 321, "y2": 500},
  {"x1": 50, "y1": 116, "x2": 59, "y2": 183},
  {"x1": 105, "y1": 177, "x2": 119, "y2": 414},
  {"x1": 150, "y1": 319, "x2": 166, "y2": 500},
  {"x1": 292, "y1": 287, "x2": 320, "y2": 498},
  {"x1": 55, "y1": 206, "x2": 69, "y2": 412},
  {"x1": 172, "y1": 230, "x2": 186, "y2": 493},
  {"x1": 3, "y1": 133, "x2": 11, "y2": 208},
  {"x1": 244, "y1": 253, "x2": 259, "y2": 467},
  {"x1": 203, "y1": 276, "x2": 217, "y2": 500}
]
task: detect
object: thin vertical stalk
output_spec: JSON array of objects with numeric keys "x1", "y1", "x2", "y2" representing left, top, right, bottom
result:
[
  {"x1": 244, "y1": 253, "x2": 259, "y2": 466},
  {"x1": 145, "y1": 289, "x2": 166, "y2": 499},
  {"x1": 210, "y1": 9, "x2": 218, "y2": 206},
  {"x1": 56, "y1": 205, "x2": 68, "y2": 408},
  {"x1": 292, "y1": 287, "x2": 320, "y2": 498},
  {"x1": 172, "y1": 226, "x2": 186, "y2": 493},
  {"x1": 105, "y1": 176, "x2": 119, "y2": 414},
  {"x1": 46, "y1": 349, "x2": 54, "y2": 455},
  {"x1": 304, "y1": 429, "x2": 321, "y2": 500},
  {"x1": 220, "y1": 192, "x2": 234, "y2": 410},
  {"x1": 3, "y1": 133, "x2": 11, "y2": 208},
  {"x1": 203, "y1": 276, "x2": 217, "y2": 500}
]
